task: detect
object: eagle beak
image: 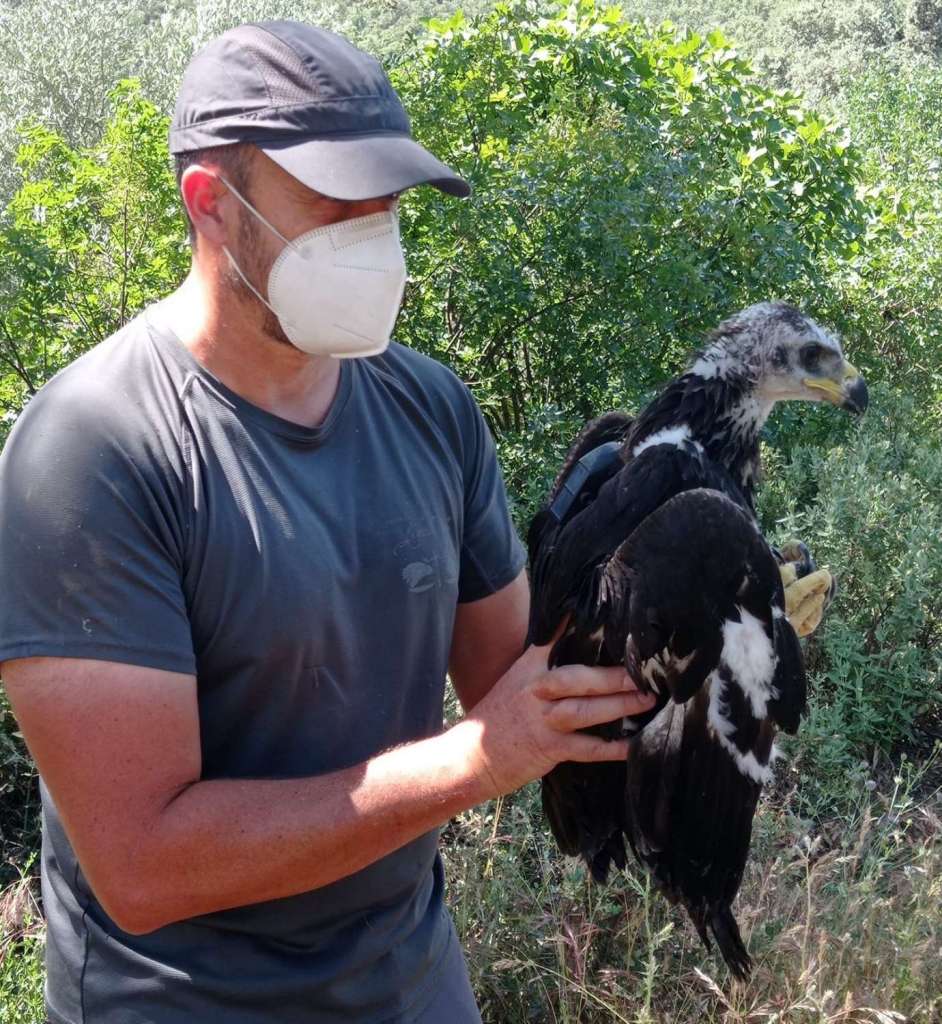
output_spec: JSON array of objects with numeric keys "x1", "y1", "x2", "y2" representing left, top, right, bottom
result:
[{"x1": 803, "y1": 361, "x2": 869, "y2": 414}]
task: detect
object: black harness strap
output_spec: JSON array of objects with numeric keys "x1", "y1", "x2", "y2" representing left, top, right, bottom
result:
[{"x1": 548, "y1": 440, "x2": 623, "y2": 524}]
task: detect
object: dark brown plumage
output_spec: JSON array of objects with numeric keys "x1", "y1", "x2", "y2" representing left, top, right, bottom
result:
[{"x1": 527, "y1": 302, "x2": 867, "y2": 979}]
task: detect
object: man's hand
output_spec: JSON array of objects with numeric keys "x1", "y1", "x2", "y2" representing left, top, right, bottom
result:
[
  {"x1": 453, "y1": 625, "x2": 656, "y2": 799},
  {"x1": 777, "y1": 540, "x2": 837, "y2": 638}
]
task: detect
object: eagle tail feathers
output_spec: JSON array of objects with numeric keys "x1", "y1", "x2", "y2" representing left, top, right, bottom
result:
[{"x1": 708, "y1": 905, "x2": 752, "y2": 982}]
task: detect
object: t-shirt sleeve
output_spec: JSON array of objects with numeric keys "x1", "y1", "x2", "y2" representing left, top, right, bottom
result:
[
  {"x1": 0, "y1": 383, "x2": 196, "y2": 674},
  {"x1": 455, "y1": 385, "x2": 527, "y2": 603}
]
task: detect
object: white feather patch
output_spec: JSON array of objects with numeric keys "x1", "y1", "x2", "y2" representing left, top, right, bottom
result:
[
  {"x1": 721, "y1": 608, "x2": 778, "y2": 718},
  {"x1": 690, "y1": 352, "x2": 739, "y2": 380},
  {"x1": 641, "y1": 651, "x2": 665, "y2": 683},
  {"x1": 633, "y1": 424, "x2": 703, "y2": 456},
  {"x1": 672, "y1": 649, "x2": 695, "y2": 674},
  {"x1": 641, "y1": 645, "x2": 695, "y2": 692},
  {"x1": 707, "y1": 672, "x2": 774, "y2": 785}
]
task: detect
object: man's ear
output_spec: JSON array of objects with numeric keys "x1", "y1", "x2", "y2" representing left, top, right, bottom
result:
[{"x1": 181, "y1": 166, "x2": 232, "y2": 249}]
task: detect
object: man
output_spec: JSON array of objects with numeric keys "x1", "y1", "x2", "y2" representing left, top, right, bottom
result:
[{"x1": 0, "y1": 22, "x2": 657, "y2": 1023}]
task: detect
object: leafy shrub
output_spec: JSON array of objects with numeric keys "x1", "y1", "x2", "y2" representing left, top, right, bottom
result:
[
  {"x1": 394, "y1": 0, "x2": 869, "y2": 433},
  {"x1": 1, "y1": 4, "x2": 873, "y2": 445},
  {"x1": 0, "y1": 692, "x2": 39, "y2": 889},
  {"x1": 0, "y1": 81, "x2": 187, "y2": 444},
  {"x1": 760, "y1": 386, "x2": 942, "y2": 813},
  {"x1": 822, "y1": 58, "x2": 942, "y2": 416},
  {"x1": 625, "y1": 0, "x2": 941, "y2": 107},
  {"x1": 0, "y1": 0, "x2": 501, "y2": 206},
  {"x1": 0, "y1": 935, "x2": 45, "y2": 1024}
]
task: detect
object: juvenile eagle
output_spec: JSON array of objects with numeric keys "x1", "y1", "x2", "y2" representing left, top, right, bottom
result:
[{"x1": 527, "y1": 301, "x2": 868, "y2": 979}]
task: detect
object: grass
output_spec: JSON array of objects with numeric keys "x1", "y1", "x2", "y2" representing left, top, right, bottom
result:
[
  {"x1": 0, "y1": 863, "x2": 44, "y2": 1024},
  {"x1": 444, "y1": 749, "x2": 942, "y2": 1023},
  {"x1": 1, "y1": 692, "x2": 44, "y2": 1024}
]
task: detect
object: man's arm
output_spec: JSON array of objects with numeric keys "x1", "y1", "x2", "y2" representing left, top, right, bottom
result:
[
  {"x1": 2, "y1": 647, "x2": 654, "y2": 936},
  {"x1": 449, "y1": 569, "x2": 529, "y2": 711}
]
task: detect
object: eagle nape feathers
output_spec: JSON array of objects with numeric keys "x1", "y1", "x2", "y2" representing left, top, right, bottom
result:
[{"x1": 527, "y1": 301, "x2": 868, "y2": 981}]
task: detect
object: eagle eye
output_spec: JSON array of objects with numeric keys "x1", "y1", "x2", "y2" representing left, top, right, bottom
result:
[{"x1": 800, "y1": 343, "x2": 824, "y2": 370}]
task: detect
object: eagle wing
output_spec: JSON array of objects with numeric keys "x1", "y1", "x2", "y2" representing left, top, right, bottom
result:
[
  {"x1": 603, "y1": 488, "x2": 805, "y2": 979},
  {"x1": 528, "y1": 440, "x2": 749, "y2": 648},
  {"x1": 530, "y1": 437, "x2": 750, "y2": 885},
  {"x1": 531, "y1": 448, "x2": 806, "y2": 980}
]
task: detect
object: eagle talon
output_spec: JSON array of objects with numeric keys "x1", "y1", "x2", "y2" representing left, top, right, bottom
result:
[
  {"x1": 782, "y1": 566, "x2": 836, "y2": 637},
  {"x1": 776, "y1": 538, "x2": 836, "y2": 636},
  {"x1": 777, "y1": 539, "x2": 816, "y2": 578}
]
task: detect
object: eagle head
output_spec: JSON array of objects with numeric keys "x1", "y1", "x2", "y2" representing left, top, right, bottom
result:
[{"x1": 691, "y1": 301, "x2": 869, "y2": 415}]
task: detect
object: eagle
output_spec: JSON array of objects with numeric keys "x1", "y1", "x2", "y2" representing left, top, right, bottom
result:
[{"x1": 527, "y1": 301, "x2": 868, "y2": 980}]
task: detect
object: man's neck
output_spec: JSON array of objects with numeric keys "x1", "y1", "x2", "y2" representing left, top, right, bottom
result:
[{"x1": 161, "y1": 269, "x2": 343, "y2": 429}]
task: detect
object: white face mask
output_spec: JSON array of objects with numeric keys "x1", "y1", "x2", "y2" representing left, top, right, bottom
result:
[{"x1": 218, "y1": 175, "x2": 407, "y2": 359}]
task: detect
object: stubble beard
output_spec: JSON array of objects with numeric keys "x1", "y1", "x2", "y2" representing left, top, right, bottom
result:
[{"x1": 226, "y1": 207, "x2": 294, "y2": 349}]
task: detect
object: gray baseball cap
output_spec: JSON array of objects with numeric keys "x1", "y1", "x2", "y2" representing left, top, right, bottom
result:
[{"x1": 169, "y1": 20, "x2": 470, "y2": 200}]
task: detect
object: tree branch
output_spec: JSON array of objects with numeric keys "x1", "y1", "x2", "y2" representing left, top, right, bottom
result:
[{"x1": 0, "y1": 318, "x2": 37, "y2": 394}]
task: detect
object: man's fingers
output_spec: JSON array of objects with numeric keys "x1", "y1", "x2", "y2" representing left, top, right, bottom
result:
[
  {"x1": 547, "y1": 691, "x2": 657, "y2": 731},
  {"x1": 536, "y1": 663, "x2": 641, "y2": 699},
  {"x1": 561, "y1": 734, "x2": 631, "y2": 764}
]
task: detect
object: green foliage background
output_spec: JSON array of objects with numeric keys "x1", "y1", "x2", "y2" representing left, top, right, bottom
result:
[
  {"x1": 2, "y1": 0, "x2": 939, "y2": 800},
  {"x1": 1, "y1": 0, "x2": 941, "y2": 1017}
]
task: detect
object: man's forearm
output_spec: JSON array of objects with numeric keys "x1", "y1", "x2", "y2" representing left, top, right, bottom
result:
[
  {"x1": 114, "y1": 720, "x2": 492, "y2": 934},
  {"x1": 6, "y1": 645, "x2": 651, "y2": 939}
]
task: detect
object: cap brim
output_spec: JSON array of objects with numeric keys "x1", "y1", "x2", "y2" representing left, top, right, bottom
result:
[{"x1": 257, "y1": 134, "x2": 471, "y2": 200}]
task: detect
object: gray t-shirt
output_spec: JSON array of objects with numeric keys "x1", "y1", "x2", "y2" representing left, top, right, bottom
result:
[{"x1": 0, "y1": 300, "x2": 526, "y2": 1024}]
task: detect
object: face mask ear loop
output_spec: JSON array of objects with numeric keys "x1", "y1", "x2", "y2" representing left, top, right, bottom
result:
[
  {"x1": 216, "y1": 174, "x2": 301, "y2": 327},
  {"x1": 216, "y1": 174, "x2": 293, "y2": 247},
  {"x1": 222, "y1": 244, "x2": 283, "y2": 320}
]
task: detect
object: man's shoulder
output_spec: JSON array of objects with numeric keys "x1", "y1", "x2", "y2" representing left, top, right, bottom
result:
[
  {"x1": 2, "y1": 306, "x2": 183, "y2": 467},
  {"x1": 370, "y1": 340, "x2": 463, "y2": 386},
  {"x1": 23, "y1": 307, "x2": 157, "y2": 400},
  {"x1": 366, "y1": 342, "x2": 478, "y2": 425},
  {"x1": 361, "y1": 343, "x2": 497, "y2": 485}
]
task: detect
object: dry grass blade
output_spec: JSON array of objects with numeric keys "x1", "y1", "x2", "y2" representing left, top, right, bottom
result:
[{"x1": 693, "y1": 966, "x2": 734, "y2": 1009}]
